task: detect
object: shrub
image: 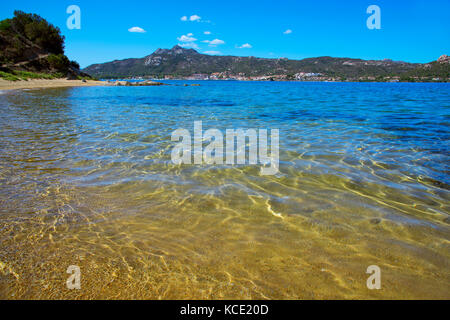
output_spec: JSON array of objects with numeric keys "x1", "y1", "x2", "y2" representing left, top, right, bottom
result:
[
  {"x1": 0, "y1": 19, "x2": 11, "y2": 32},
  {"x1": 47, "y1": 54, "x2": 70, "y2": 72},
  {"x1": 0, "y1": 71, "x2": 20, "y2": 81},
  {"x1": 0, "y1": 70, "x2": 66, "y2": 81},
  {"x1": 70, "y1": 60, "x2": 80, "y2": 70}
]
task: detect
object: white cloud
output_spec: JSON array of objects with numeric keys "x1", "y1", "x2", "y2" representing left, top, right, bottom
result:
[
  {"x1": 283, "y1": 29, "x2": 292, "y2": 34},
  {"x1": 203, "y1": 39, "x2": 225, "y2": 46},
  {"x1": 181, "y1": 14, "x2": 210, "y2": 23},
  {"x1": 128, "y1": 26, "x2": 146, "y2": 33},
  {"x1": 179, "y1": 42, "x2": 199, "y2": 49},
  {"x1": 210, "y1": 39, "x2": 225, "y2": 45},
  {"x1": 238, "y1": 43, "x2": 252, "y2": 49},
  {"x1": 204, "y1": 31, "x2": 211, "y2": 35},
  {"x1": 204, "y1": 51, "x2": 221, "y2": 55},
  {"x1": 177, "y1": 34, "x2": 197, "y2": 42}
]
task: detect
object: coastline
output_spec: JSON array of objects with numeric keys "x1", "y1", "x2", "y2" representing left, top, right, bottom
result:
[
  {"x1": 0, "y1": 79, "x2": 107, "y2": 91},
  {"x1": 1, "y1": 79, "x2": 447, "y2": 94}
]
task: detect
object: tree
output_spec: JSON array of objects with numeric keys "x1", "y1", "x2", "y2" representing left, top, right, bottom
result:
[{"x1": 11, "y1": 10, "x2": 65, "y2": 54}]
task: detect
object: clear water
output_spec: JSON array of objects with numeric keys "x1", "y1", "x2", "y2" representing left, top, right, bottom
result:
[{"x1": 0, "y1": 81, "x2": 449, "y2": 299}]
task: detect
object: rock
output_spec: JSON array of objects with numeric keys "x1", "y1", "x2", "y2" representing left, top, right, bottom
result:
[
  {"x1": 81, "y1": 79, "x2": 87, "y2": 83},
  {"x1": 110, "y1": 80, "x2": 165, "y2": 86},
  {"x1": 113, "y1": 81, "x2": 128, "y2": 86},
  {"x1": 437, "y1": 55, "x2": 450, "y2": 64},
  {"x1": 370, "y1": 218, "x2": 382, "y2": 225},
  {"x1": 140, "y1": 80, "x2": 165, "y2": 86}
]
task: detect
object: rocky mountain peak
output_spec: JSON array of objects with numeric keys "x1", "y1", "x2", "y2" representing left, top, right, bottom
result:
[
  {"x1": 150, "y1": 45, "x2": 199, "y2": 57},
  {"x1": 437, "y1": 55, "x2": 450, "y2": 64},
  {"x1": 153, "y1": 48, "x2": 169, "y2": 55},
  {"x1": 170, "y1": 45, "x2": 199, "y2": 55}
]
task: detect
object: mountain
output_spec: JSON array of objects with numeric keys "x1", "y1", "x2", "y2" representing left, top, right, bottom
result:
[
  {"x1": 402, "y1": 55, "x2": 450, "y2": 80},
  {"x1": 0, "y1": 11, "x2": 91, "y2": 80},
  {"x1": 83, "y1": 45, "x2": 448, "y2": 81}
]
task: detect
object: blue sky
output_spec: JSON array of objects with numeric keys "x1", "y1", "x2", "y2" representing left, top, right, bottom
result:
[{"x1": 1, "y1": 0, "x2": 449, "y2": 68}]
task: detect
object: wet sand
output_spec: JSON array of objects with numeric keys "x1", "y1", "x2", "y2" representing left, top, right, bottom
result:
[{"x1": 0, "y1": 79, "x2": 107, "y2": 91}]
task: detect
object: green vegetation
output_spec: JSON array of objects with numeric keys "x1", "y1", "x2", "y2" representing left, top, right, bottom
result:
[
  {"x1": 404, "y1": 61, "x2": 450, "y2": 80},
  {"x1": 0, "y1": 71, "x2": 20, "y2": 81},
  {"x1": 0, "y1": 70, "x2": 64, "y2": 81},
  {"x1": 47, "y1": 53, "x2": 70, "y2": 71},
  {"x1": 0, "y1": 19, "x2": 12, "y2": 32},
  {"x1": 0, "y1": 11, "x2": 92, "y2": 80},
  {"x1": 0, "y1": 11, "x2": 64, "y2": 56},
  {"x1": 70, "y1": 60, "x2": 80, "y2": 70}
]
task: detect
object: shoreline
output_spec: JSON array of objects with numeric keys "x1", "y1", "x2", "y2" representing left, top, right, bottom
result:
[
  {"x1": 103, "y1": 78, "x2": 450, "y2": 83},
  {"x1": 1, "y1": 78, "x2": 448, "y2": 93},
  {"x1": 0, "y1": 79, "x2": 107, "y2": 91}
]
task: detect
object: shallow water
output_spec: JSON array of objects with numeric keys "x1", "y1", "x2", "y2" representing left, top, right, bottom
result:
[{"x1": 0, "y1": 81, "x2": 449, "y2": 299}]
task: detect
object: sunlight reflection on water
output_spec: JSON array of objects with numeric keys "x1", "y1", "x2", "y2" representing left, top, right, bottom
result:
[{"x1": 0, "y1": 81, "x2": 449, "y2": 299}]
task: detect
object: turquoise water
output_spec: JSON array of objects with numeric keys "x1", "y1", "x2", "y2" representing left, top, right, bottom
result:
[{"x1": 0, "y1": 81, "x2": 449, "y2": 299}]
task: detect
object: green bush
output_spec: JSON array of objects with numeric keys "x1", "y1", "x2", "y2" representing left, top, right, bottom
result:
[
  {"x1": 0, "y1": 19, "x2": 11, "y2": 32},
  {"x1": 70, "y1": 60, "x2": 80, "y2": 70},
  {"x1": 47, "y1": 54, "x2": 70, "y2": 71},
  {"x1": 0, "y1": 70, "x2": 65, "y2": 81},
  {"x1": 0, "y1": 71, "x2": 20, "y2": 81},
  {"x1": 15, "y1": 70, "x2": 53, "y2": 79}
]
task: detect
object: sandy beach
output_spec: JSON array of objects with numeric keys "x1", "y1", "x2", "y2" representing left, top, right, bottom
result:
[{"x1": 0, "y1": 79, "x2": 107, "y2": 91}]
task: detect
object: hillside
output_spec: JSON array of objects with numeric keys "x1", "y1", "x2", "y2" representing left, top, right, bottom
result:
[
  {"x1": 0, "y1": 11, "x2": 90, "y2": 81},
  {"x1": 83, "y1": 45, "x2": 448, "y2": 81},
  {"x1": 402, "y1": 55, "x2": 450, "y2": 81}
]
